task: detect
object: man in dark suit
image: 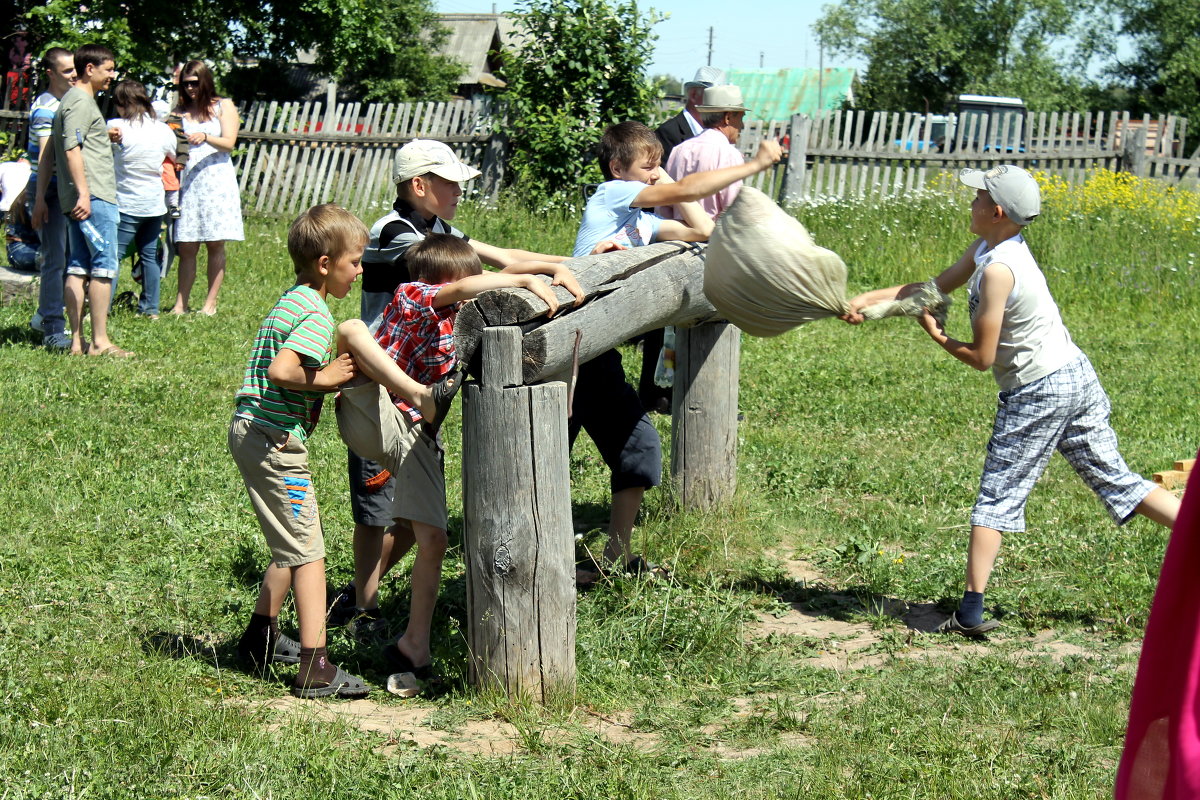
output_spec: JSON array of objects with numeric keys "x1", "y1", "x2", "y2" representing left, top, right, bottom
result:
[{"x1": 655, "y1": 66, "x2": 726, "y2": 165}]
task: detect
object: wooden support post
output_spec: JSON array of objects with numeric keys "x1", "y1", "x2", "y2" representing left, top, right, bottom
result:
[
  {"x1": 670, "y1": 322, "x2": 740, "y2": 510},
  {"x1": 461, "y1": 327, "x2": 575, "y2": 701}
]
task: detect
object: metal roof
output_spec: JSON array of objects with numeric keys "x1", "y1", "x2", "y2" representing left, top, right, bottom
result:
[
  {"x1": 726, "y1": 68, "x2": 857, "y2": 121},
  {"x1": 437, "y1": 14, "x2": 521, "y2": 88}
]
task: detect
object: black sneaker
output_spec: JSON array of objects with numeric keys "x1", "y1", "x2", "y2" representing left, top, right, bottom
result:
[
  {"x1": 326, "y1": 583, "x2": 357, "y2": 627},
  {"x1": 346, "y1": 609, "x2": 390, "y2": 643}
]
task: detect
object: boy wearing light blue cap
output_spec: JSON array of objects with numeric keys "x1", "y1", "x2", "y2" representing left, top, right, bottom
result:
[{"x1": 846, "y1": 165, "x2": 1180, "y2": 636}]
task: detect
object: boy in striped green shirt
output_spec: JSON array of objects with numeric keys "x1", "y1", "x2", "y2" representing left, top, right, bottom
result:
[{"x1": 229, "y1": 204, "x2": 385, "y2": 697}]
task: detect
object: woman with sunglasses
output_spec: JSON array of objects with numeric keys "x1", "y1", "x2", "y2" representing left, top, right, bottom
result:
[{"x1": 169, "y1": 59, "x2": 243, "y2": 316}]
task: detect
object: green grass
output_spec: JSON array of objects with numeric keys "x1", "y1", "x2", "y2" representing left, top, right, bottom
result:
[{"x1": 0, "y1": 187, "x2": 1195, "y2": 798}]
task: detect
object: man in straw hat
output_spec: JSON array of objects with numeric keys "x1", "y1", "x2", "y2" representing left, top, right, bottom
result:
[
  {"x1": 659, "y1": 84, "x2": 750, "y2": 221},
  {"x1": 655, "y1": 65, "x2": 726, "y2": 164}
]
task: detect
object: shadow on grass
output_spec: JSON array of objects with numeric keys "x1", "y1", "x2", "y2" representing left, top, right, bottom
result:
[
  {"x1": 0, "y1": 324, "x2": 41, "y2": 348},
  {"x1": 735, "y1": 573, "x2": 1107, "y2": 635}
]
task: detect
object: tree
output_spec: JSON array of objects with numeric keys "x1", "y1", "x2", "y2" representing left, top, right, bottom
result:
[
  {"x1": 17, "y1": 0, "x2": 460, "y2": 101},
  {"x1": 1115, "y1": 0, "x2": 1200, "y2": 121},
  {"x1": 814, "y1": 0, "x2": 1114, "y2": 111},
  {"x1": 501, "y1": 0, "x2": 662, "y2": 208}
]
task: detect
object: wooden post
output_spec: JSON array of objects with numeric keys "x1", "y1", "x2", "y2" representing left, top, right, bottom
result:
[
  {"x1": 479, "y1": 132, "x2": 507, "y2": 200},
  {"x1": 670, "y1": 322, "x2": 740, "y2": 510},
  {"x1": 1122, "y1": 126, "x2": 1147, "y2": 177},
  {"x1": 461, "y1": 327, "x2": 575, "y2": 701},
  {"x1": 780, "y1": 113, "x2": 811, "y2": 207}
]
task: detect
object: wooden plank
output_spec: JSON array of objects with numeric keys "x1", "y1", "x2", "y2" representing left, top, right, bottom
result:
[
  {"x1": 253, "y1": 101, "x2": 286, "y2": 212},
  {"x1": 1154, "y1": 470, "x2": 1190, "y2": 490},
  {"x1": 1175, "y1": 459, "x2": 1196, "y2": 472},
  {"x1": 277, "y1": 102, "x2": 314, "y2": 215}
]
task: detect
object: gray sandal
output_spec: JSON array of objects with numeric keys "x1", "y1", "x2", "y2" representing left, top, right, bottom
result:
[
  {"x1": 936, "y1": 612, "x2": 1000, "y2": 638},
  {"x1": 291, "y1": 664, "x2": 370, "y2": 699}
]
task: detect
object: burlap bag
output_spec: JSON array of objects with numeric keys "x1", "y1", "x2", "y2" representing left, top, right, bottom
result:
[{"x1": 703, "y1": 187, "x2": 850, "y2": 337}]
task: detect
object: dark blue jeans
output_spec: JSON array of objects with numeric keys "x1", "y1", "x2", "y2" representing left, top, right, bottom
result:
[{"x1": 116, "y1": 212, "x2": 165, "y2": 316}]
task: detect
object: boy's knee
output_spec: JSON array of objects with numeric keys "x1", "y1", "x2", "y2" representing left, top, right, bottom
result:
[
  {"x1": 337, "y1": 318, "x2": 367, "y2": 339},
  {"x1": 413, "y1": 524, "x2": 448, "y2": 556}
]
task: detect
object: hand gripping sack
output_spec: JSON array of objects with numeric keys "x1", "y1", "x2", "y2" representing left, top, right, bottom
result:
[{"x1": 703, "y1": 187, "x2": 850, "y2": 337}]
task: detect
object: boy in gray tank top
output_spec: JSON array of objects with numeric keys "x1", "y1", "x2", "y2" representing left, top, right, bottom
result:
[{"x1": 846, "y1": 164, "x2": 1180, "y2": 637}]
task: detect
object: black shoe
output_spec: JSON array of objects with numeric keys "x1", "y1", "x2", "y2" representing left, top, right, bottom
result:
[
  {"x1": 326, "y1": 583, "x2": 357, "y2": 627},
  {"x1": 237, "y1": 631, "x2": 301, "y2": 671}
]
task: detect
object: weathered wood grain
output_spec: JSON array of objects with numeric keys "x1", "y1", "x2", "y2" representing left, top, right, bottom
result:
[{"x1": 670, "y1": 323, "x2": 740, "y2": 510}]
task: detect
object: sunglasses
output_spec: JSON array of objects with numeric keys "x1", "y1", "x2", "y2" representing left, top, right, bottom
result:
[{"x1": 181, "y1": 79, "x2": 200, "y2": 87}]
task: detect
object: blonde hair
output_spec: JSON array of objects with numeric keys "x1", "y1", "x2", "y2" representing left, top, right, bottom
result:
[
  {"x1": 406, "y1": 234, "x2": 481, "y2": 284},
  {"x1": 287, "y1": 204, "x2": 369, "y2": 275}
]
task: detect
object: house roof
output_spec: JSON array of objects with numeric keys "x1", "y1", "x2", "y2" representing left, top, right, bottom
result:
[
  {"x1": 437, "y1": 13, "x2": 521, "y2": 89},
  {"x1": 726, "y1": 68, "x2": 857, "y2": 121}
]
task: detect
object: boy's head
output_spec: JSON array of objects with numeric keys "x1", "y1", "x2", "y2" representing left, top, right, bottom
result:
[
  {"x1": 287, "y1": 203, "x2": 369, "y2": 276},
  {"x1": 959, "y1": 165, "x2": 1041, "y2": 228},
  {"x1": 598, "y1": 121, "x2": 663, "y2": 182},
  {"x1": 73, "y1": 44, "x2": 115, "y2": 91},
  {"x1": 406, "y1": 234, "x2": 482, "y2": 284},
  {"x1": 393, "y1": 140, "x2": 481, "y2": 221}
]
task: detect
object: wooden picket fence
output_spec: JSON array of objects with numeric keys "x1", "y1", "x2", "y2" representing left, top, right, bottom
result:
[
  {"x1": 235, "y1": 95, "x2": 501, "y2": 217},
  {"x1": 733, "y1": 110, "x2": 1199, "y2": 206}
]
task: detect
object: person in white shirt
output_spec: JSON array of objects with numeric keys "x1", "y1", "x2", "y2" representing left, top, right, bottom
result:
[{"x1": 108, "y1": 79, "x2": 176, "y2": 318}]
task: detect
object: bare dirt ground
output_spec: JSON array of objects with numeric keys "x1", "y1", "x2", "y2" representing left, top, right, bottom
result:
[{"x1": 239, "y1": 547, "x2": 1137, "y2": 758}]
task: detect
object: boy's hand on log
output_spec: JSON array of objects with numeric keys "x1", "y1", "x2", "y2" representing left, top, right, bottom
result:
[
  {"x1": 551, "y1": 267, "x2": 586, "y2": 306},
  {"x1": 521, "y1": 275, "x2": 560, "y2": 318},
  {"x1": 753, "y1": 140, "x2": 783, "y2": 169},
  {"x1": 590, "y1": 239, "x2": 626, "y2": 254},
  {"x1": 321, "y1": 353, "x2": 357, "y2": 387}
]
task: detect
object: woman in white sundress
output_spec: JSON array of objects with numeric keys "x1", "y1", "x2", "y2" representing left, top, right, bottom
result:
[{"x1": 169, "y1": 59, "x2": 243, "y2": 316}]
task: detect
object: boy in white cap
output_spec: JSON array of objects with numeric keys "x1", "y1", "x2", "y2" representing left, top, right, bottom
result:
[
  {"x1": 335, "y1": 139, "x2": 586, "y2": 642},
  {"x1": 845, "y1": 165, "x2": 1180, "y2": 636}
]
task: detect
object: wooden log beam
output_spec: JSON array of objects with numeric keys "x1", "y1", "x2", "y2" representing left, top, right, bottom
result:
[
  {"x1": 461, "y1": 327, "x2": 576, "y2": 701},
  {"x1": 454, "y1": 243, "x2": 719, "y2": 383}
]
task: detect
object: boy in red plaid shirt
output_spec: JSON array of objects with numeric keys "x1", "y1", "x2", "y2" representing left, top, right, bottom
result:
[{"x1": 336, "y1": 233, "x2": 573, "y2": 690}]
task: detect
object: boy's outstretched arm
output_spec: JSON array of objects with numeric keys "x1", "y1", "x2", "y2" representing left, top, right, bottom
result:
[
  {"x1": 918, "y1": 261, "x2": 1011, "y2": 371},
  {"x1": 499, "y1": 260, "x2": 586, "y2": 306},
  {"x1": 435, "y1": 272, "x2": 561, "y2": 318},
  {"x1": 843, "y1": 238, "x2": 983, "y2": 324},
  {"x1": 268, "y1": 348, "x2": 357, "y2": 392},
  {"x1": 632, "y1": 139, "x2": 783, "y2": 209},
  {"x1": 471, "y1": 239, "x2": 622, "y2": 269},
  {"x1": 653, "y1": 170, "x2": 714, "y2": 242}
]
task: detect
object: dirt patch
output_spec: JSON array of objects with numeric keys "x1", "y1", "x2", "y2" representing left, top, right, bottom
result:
[{"x1": 752, "y1": 549, "x2": 1141, "y2": 670}]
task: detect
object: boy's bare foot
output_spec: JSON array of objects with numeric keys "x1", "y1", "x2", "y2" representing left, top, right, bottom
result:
[
  {"x1": 88, "y1": 345, "x2": 135, "y2": 358},
  {"x1": 199, "y1": 306, "x2": 217, "y2": 317},
  {"x1": 69, "y1": 339, "x2": 91, "y2": 356},
  {"x1": 168, "y1": 304, "x2": 188, "y2": 315}
]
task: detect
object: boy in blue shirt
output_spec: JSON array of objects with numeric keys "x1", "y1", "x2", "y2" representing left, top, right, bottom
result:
[
  {"x1": 846, "y1": 165, "x2": 1181, "y2": 636},
  {"x1": 572, "y1": 121, "x2": 781, "y2": 584}
]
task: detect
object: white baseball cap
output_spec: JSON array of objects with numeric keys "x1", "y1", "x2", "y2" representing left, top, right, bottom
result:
[
  {"x1": 393, "y1": 139, "x2": 481, "y2": 184},
  {"x1": 959, "y1": 164, "x2": 1041, "y2": 225}
]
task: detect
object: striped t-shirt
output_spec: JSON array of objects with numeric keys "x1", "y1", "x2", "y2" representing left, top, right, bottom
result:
[
  {"x1": 28, "y1": 91, "x2": 59, "y2": 185},
  {"x1": 235, "y1": 285, "x2": 336, "y2": 440}
]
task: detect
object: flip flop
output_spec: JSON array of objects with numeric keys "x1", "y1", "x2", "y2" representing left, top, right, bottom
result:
[
  {"x1": 424, "y1": 368, "x2": 464, "y2": 434},
  {"x1": 291, "y1": 664, "x2": 370, "y2": 699},
  {"x1": 936, "y1": 611, "x2": 1000, "y2": 638}
]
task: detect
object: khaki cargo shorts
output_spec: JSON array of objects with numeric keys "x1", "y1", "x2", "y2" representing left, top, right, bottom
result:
[
  {"x1": 336, "y1": 382, "x2": 448, "y2": 531},
  {"x1": 228, "y1": 415, "x2": 325, "y2": 567}
]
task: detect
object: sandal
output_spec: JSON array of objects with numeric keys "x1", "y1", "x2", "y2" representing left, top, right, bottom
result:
[
  {"x1": 423, "y1": 368, "x2": 464, "y2": 434},
  {"x1": 237, "y1": 631, "x2": 302, "y2": 671},
  {"x1": 291, "y1": 664, "x2": 370, "y2": 699},
  {"x1": 381, "y1": 644, "x2": 435, "y2": 698}
]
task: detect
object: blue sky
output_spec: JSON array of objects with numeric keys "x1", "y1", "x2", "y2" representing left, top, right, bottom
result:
[{"x1": 433, "y1": 0, "x2": 861, "y2": 82}]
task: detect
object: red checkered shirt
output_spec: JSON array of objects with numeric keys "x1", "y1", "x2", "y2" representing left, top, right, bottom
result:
[{"x1": 374, "y1": 282, "x2": 459, "y2": 422}]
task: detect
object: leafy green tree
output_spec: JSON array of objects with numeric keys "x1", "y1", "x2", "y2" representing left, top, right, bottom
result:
[
  {"x1": 1115, "y1": 0, "x2": 1200, "y2": 120},
  {"x1": 501, "y1": 0, "x2": 662, "y2": 207},
  {"x1": 17, "y1": 0, "x2": 460, "y2": 101},
  {"x1": 815, "y1": 0, "x2": 1114, "y2": 111}
]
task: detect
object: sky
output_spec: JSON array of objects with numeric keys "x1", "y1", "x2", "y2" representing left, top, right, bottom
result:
[{"x1": 432, "y1": 0, "x2": 862, "y2": 83}]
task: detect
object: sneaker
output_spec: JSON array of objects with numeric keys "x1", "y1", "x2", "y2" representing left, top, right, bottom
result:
[
  {"x1": 43, "y1": 332, "x2": 72, "y2": 350},
  {"x1": 936, "y1": 612, "x2": 1000, "y2": 638},
  {"x1": 30, "y1": 310, "x2": 43, "y2": 333},
  {"x1": 346, "y1": 609, "x2": 390, "y2": 643},
  {"x1": 326, "y1": 583, "x2": 357, "y2": 627},
  {"x1": 169, "y1": 205, "x2": 181, "y2": 220}
]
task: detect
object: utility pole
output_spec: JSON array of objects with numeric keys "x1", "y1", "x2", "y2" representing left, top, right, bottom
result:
[{"x1": 707, "y1": 27, "x2": 713, "y2": 66}]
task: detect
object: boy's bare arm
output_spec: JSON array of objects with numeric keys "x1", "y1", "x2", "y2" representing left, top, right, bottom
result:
[
  {"x1": 632, "y1": 139, "x2": 783, "y2": 209},
  {"x1": 268, "y1": 349, "x2": 357, "y2": 392},
  {"x1": 500, "y1": 259, "x2": 585, "y2": 305},
  {"x1": 434, "y1": 272, "x2": 560, "y2": 317},
  {"x1": 31, "y1": 138, "x2": 55, "y2": 229},
  {"x1": 844, "y1": 238, "x2": 984, "y2": 323},
  {"x1": 918, "y1": 261, "x2": 1011, "y2": 370},
  {"x1": 470, "y1": 240, "x2": 567, "y2": 269}
]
